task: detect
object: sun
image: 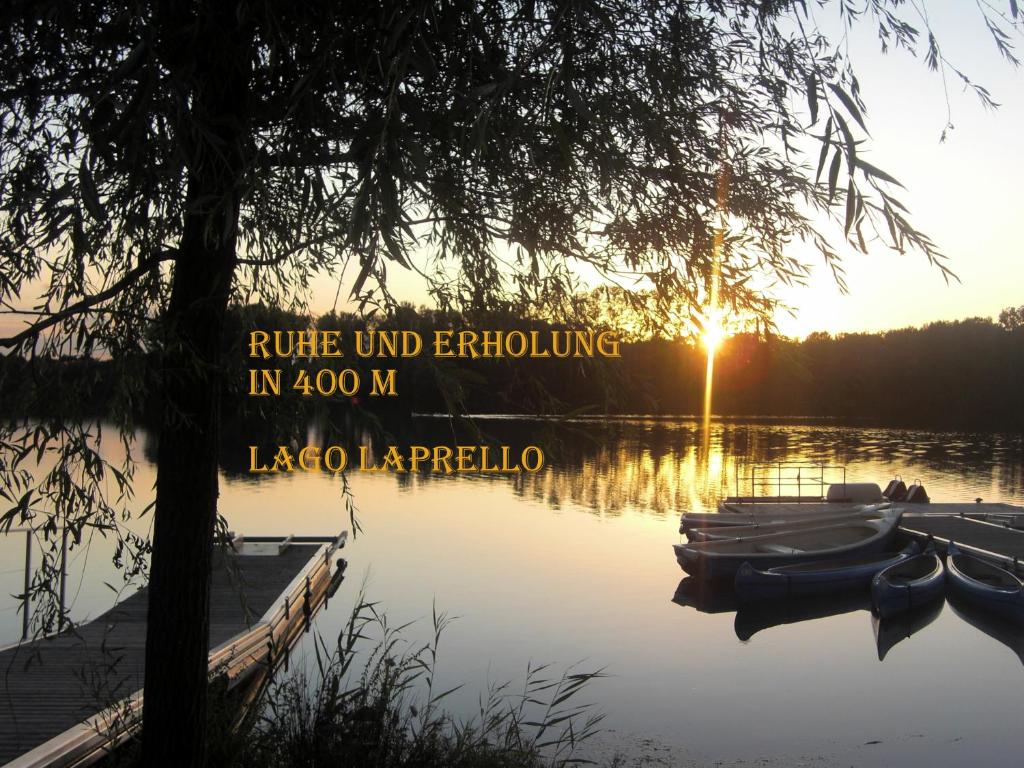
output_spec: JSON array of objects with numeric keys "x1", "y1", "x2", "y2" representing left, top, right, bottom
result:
[{"x1": 702, "y1": 320, "x2": 727, "y2": 354}]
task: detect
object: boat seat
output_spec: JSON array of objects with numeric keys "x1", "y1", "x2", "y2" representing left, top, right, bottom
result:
[{"x1": 756, "y1": 544, "x2": 804, "y2": 555}]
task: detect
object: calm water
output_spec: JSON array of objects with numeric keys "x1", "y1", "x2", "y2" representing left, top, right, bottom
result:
[{"x1": 2, "y1": 417, "x2": 1023, "y2": 766}]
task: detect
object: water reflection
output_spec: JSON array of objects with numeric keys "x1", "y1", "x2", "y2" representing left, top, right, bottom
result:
[
  {"x1": 733, "y1": 591, "x2": 874, "y2": 642},
  {"x1": 675, "y1": 575, "x2": 1015, "y2": 667},
  {"x1": 946, "y1": 591, "x2": 1024, "y2": 666},
  {"x1": 674, "y1": 580, "x2": 876, "y2": 644},
  {"x1": 873, "y1": 600, "x2": 945, "y2": 661},
  {"x1": 4, "y1": 416, "x2": 1024, "y2": 766},
  {"x1": 213, "y1": 416, "x2": 1024, "y2": 515},
  {"x1": 672, "y1": 577, "x2": 738, "y2": 614}
]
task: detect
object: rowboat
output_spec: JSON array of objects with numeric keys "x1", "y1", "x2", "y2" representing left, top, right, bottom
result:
[
  {"x1": 870, "y1": 547, "x2": 945, "y2": 619},
  {"x1": 673, "y1": 517, "x2": 899, "y2": 581},
  {"x1": 734, "y1": 540, "x2": 918, "y2": 602},
  {"x1": 872, "y1": 598, "x2": 943, "y2": 661},
  {"x1": 679, "y1": 502, "x2": 891, "y2": 535},
  {"x1": 691, "y1": 508, "x2": 900, "y2": 542},
  {"x1": 945, "y1": 541, "x2": 1024, "y2": 624}
]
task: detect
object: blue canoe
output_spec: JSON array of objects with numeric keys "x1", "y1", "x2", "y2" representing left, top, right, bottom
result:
[
  {"x1": 735, "y1": 541, "x2": 920, "y2": 602},
  {"x1": 946, "y1": 541, "x2": 1024, "y2": 624},
  {"x1": 871, "y1": 546, "x2": 946, "y2": 619}
]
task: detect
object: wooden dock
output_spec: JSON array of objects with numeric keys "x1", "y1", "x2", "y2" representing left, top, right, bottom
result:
[{"x1": 0, "y1": 533, "x2": 347, "y2": 768}]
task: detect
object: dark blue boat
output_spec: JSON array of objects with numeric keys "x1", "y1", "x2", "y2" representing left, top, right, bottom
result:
[
  {"x1": 734, "y1": 542, "x2": 920, "y2": 602},
  {"x1": 946, "y1": 541, "x2": 1024, "y2": 624},
  {"x1": 871, "y1": 545, "x2": 945, "y2": 619}
]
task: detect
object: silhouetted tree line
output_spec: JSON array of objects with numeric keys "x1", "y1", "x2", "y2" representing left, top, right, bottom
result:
[
  {"x1": 2, "y1": 304, "x2": 1021, "y2": 431},
  {"x1": 694, "y1": 318, "x2": 1023, "y2": 429}
]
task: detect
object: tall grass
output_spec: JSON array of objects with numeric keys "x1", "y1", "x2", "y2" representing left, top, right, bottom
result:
[{"x1": 239, "y1": 593, "x2": 606, "y2": 768}]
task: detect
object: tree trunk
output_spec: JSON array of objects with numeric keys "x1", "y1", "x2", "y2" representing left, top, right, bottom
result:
[
  {"x1": 141, "y1": 5, "x2": 249, "y2": 764},
  {"x1": 141, "y1": 215, "x2": 235, "y2": 767}
]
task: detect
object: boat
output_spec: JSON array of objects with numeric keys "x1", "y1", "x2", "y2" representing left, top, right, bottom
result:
[
  {"x1": 691, "y1": 508, "x2": 899, "y2": 542},
  {"x1": 870, "y1": 546, "x2": 945, "y2": 619},
  {"x1": 673, "y1": 517, "x2": 900, "y2": 581},
  {"x1": 872, "y1": 598, "x2": 944, "y2": 661},
  {"x1": 734, "y1": 540, "x2": 919, "y2": 602},
  {"x1": 679, "y1": 502, "x2": 891, "y2": 535},
  {"x1": 945, "y1": 541, "x2": 1024, "y2": 624}
]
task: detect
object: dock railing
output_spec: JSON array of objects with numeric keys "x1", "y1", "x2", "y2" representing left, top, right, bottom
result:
[
  {"x1": 4, "y1": 525, "x2": 71, "y2": 642},
  {"x1": 728, "y1": 463, "x2": 847, "y2": 504}
]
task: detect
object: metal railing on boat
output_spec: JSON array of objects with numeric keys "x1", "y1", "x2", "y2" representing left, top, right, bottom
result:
[{"x1": 728, "y1": 463, "x2": 847, "y2": 504}]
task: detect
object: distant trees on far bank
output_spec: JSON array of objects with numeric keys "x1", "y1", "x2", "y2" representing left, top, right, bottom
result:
[
  {"x1": 999, "y1": 305, "x2": 1024, "y2": 332},
  {"x1": 699, "y1": 315, "x2": 1023, "y2": 429},
  {"x1": 2, "y1": 306, "x2": 1021, "y2": 432},
  {"x1": 403, "y1": 307, "x2": 1024, "y2": 431}
]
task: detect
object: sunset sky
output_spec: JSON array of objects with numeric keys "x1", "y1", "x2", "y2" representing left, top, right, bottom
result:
[
  {"x1": 2, "y1": 4, "x2": 1020, "y2": 343},
  {"x1": 300, "y1": 5, "x2": 1023, "y2": 339},
  {"x1": 767, "y1": 4, "x2": 1024, "y2": 338}
]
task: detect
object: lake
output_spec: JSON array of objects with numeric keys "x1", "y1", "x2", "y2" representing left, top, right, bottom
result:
[{"x1": 2, "y1": 416, "x2": 1023, "y2": 767}]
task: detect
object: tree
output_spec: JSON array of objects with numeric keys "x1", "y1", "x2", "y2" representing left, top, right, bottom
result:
[
  {"x1": 999, "y1": 305, "x2": 1024, "y2": 331},
  {"x1": 0, "y1": 1, "x2": 1019, "y2": 765}
]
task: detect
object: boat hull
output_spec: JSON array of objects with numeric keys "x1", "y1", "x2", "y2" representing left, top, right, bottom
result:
[
  {"x1": 871, "y1": 552, "x2": 945, "y2": 619},
  {"x1": 692, "y1": 509, "x2": 894, "y2": 542},
  {"x1": 946, "y1": 542, "x2": 1024, "y2": 625},
  {"x1": 674, "y1": 518, "x2": 899, "y2": 581},
  {"x1": 734, "y1": 542, "x2": 919, "y2": 602},
  {"x1": 679, "y1": 502, "x2": 889, "y2": 534}
]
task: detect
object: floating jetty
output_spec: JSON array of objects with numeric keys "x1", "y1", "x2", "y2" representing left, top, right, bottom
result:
[
  {"x1": 0, "y1": 532, "x2": 347, "y2": 768},
  {"x1": 698, "y1": 464, "x2": 1024, "y2": 571},
  {"x1": 717, "y1": 502, "x2": 1024, "y2": 570},
  {"x1": 900, "y1": 506, "x2": 1024, "y2": 570},
  {"x1": 673, "y1": 467, "x2": 1024, "y2": 661},
  {"x1": 712, "y1": 505, "x2": 1024, "y2": 573}
]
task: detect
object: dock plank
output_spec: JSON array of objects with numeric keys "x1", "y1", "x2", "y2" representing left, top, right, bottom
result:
[
  {"x1": 900, "y1": 512, "x2": 1024, "y2": 564},
  {"x1": 0, "y1": 544, "x2": 325, "y2": 766}
]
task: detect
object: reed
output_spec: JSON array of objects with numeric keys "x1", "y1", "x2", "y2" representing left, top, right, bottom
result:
[{"x1": 236, "y1": 592, "x2": 607, "y2": 768}]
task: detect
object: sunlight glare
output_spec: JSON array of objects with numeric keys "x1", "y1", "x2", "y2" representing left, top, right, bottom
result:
[{"x1": 702, "y1": 321, "x2": 726, "y2": 354}]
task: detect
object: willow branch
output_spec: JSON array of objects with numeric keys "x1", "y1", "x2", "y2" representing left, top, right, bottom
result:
[
  {"x1": 0, "y1": 251, "x2": 174, "y2": 349},
  {"x1": 236, "y1": 233, "x2": 342, "y2": 265}
]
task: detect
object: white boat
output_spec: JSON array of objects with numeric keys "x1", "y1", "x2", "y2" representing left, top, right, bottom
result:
[
  {"x1": 689, "y1": 508, "x2": 900, "y2": 542},
  {"x1": 673, "y1": 516, "x2": 900, "y2": 581},
  {"x1": 679, "y1": 502, "x2": 891, "y2": 535}
]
